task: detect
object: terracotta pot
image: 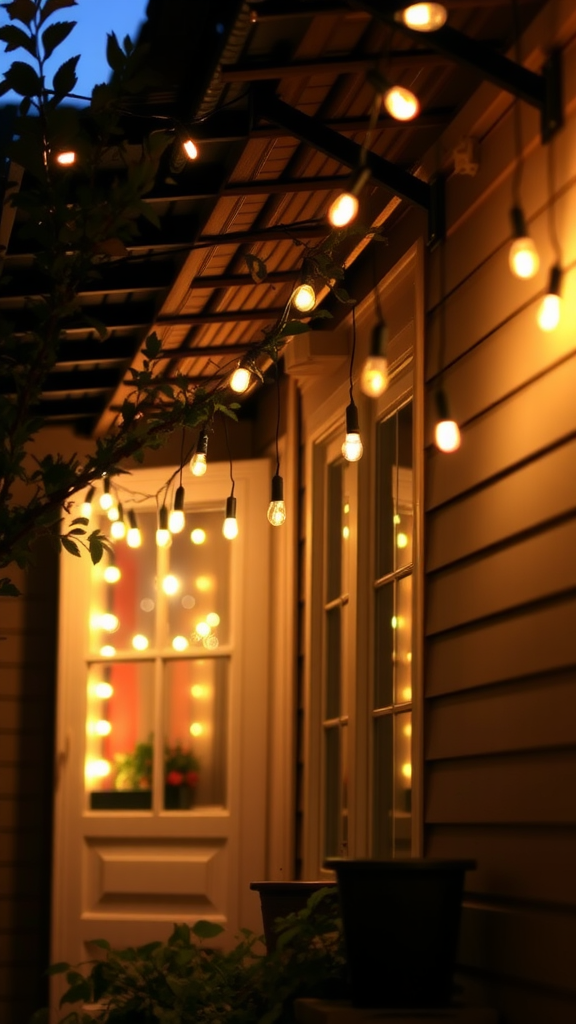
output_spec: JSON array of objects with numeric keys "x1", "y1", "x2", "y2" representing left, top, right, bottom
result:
[{"x1": 325, "y1": 858, "x2": 476, "y2": 1009}]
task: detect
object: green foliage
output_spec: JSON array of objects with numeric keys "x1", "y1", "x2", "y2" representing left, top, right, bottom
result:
[{"x1": 35, "y1": 888, "x2": 346, "y2": 1024}]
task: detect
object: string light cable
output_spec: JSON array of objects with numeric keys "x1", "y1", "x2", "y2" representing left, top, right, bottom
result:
[
  {"x1": 342, "y1": 305, "x2": 364, "y2": 463},
  {"x1": 267, "y1": 361, "x2": 287, "y2": 526}
]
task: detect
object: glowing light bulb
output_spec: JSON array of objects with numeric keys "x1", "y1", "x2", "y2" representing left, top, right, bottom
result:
[
  {"x1": 328, "y1": 191, "x2": 359, "y2": 228},
  {"x1": 100, "y1": 612, "x2": 119, "y2": 633},
  {"x1": 360, "y1": 355, "x2": 389, "y2": 397},
  {"x1": 396, "y1": 532, "x2": 408, "y2": 549},
  {"x1": 434, "y1": 390, "x2": 461, "y2": 453},
  {"x1": 156, "y1": 505, "x2": 172, "y2": 548},
  {"x1": 267, "y1": 474, "x2": 287, "y2": 526},
  {"x1": 190, "y1": 722, "x2": 204, "y2": 737},
  {"x1": 403, "y1": 722, "x2": 412, "y2": 737},
  {"x1": 100, "y1": 645, "x2": 116, "y2": 657},
  {"x1": 196, "y1": 621, "x2": 211, "y2": 638},
  {"x1": 56, "y1": 150, "x2": 76, "y2": 166},
  {"x1": 401, "y1": 3, "x2": 447, "y2": 31},
  {"x1": 99, "y1": 477, "x2": 113, "y2": 511},
  {"x1": 80, "y1": 486, "x2": 95, "y2": 520},
  {"x1": 172, "y1": 635, "x2": 189, "y2": 651},
  {"x1": 132, "y1": 633, "x2": 149, "y2": 651},
  {"x1": 93, "y1": 682, "x2": 113, "y2": 699},
  {"x1": 383, "y1": 85, "x2": 420, "y2": 121},
  {"x1": 169, "y1": 485, "x2": 185, "y2": 534},
  {"x1": 191, "y1": 684, "x2": 207, "y2": 699},
  {"x1": 126, "y1": 509, "x2": 141, "y2": 548},
  {"x1": 162, "y1": 574, "x2": 180, "y2": 595},
  {"x1": 85, "y1": 758, "x2": 111, "y2": 780},
  {"x1": 111, "y1": 518, "x2": 126, "y2": 540},
  {"x1": 509, "y1": 207, "x2": 539, "y2": 279},
  {"x1": 206, "y1": 612, "x2": 220, "y2": 627},
  {"x1": 401, "y1": 762, "x2": 412, "y2": 780},
  {"x1": 537, "y1": 265, "x2": 562, "y2": 331},
  {"x1": 223, "y1": 495, "x2": 238, "y2": 539},
  {"x1": 190, "y1": 430, "x2": 209, "y2": 477},
  {"x1": 341, "y1": 402, "x2": 363, "y2": 462},
  {"x1": 190, "y1": 528, "x2": 206, "y2": 545},
  {"x1": 292, "y1": 282, "x2": 316, "y2": 312},
  {"x1": 229, "y1": 365, "x2": 251, "y2": 393},
  {"x1": 107, "y1": 505, "x2": 119, "y2": 522},
  {"x1": 93, "y1": 719, "x2": 112, "y2": 736},
  {"x1": 182, "y1": 138, "x2": 198, "y2": 160}
]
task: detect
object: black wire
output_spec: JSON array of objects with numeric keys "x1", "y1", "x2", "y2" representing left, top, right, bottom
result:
[
  {"x1": 547, "y1": 134, "x2": 562, "y2": 264},
  {"x1": 349, "y1": 304, "x2": 357, "y2": 404},
  {"x1": 179, "y1": 428, "x2": 185, "y2": 487},
  {"x1": 511, "y1": 0, "x2": 523, "y2": 206},
  {"x1": 274, "y1": 360, "x2": 281, "y2": 477},
  {"x1": 222, "y1": 415, "x2": 235, "y2": 498}
]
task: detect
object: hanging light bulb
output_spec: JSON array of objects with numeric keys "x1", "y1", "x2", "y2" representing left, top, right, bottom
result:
[
  {"x1": 434, "y1": 389, "x2": 461, "y2": 453},
  {"x1": 229, "y1": 362, "x2": 252, "y2": 394},
  {"x1": 80, "y1": 486, "x2": 95, "y2": 520},
  {"x1": 182, "y1": 137, "x2": 198, "y2": 160},
  {"x1": 267, "y1": 474, "x2": 287, "y2": 526},
  {"x1": 222, "y1": 495, "x2": 238, "y2": 539},
  {"x1": 126, "y1": 509, "x2": 142, "y2": 548},
  {"x1": 56, "y1": 150, "x2": 76, "y2": 166},
  {"x1": 400, "y1": 4, "x2": 448, "y2": 32},
  {"x1": 168, "y1": 486, "x2": 185, "y2": 533},
  {"x1": 383, "y1": 84, "x2": 420, "y2": 121},
  {"x1": 99, "y1": 476, "x2": 114, "y2": 511},
  {"x1": 156, "y1": 505, "x2": 172, "y2": 548},
  {"x1": 537, "y1": 264, "x2": 562, "y2": 331},
  {"x1": 190, "y1": 431, "x2": 209, "y2": 477},
  {"x1": 342, "y1": 401, "x2": 364, "y2": 462},
  {"x1": 328, "y1": 166, "x2": 371, "y2": 228},
  {"x1": 509, "y1": 207, "x2": 539, "y2": 279},
  {"x1": 360, "y1": 323, "x2": 389, "y2": 398},
  {"x1": 291, "y1": 282, "x2": 316, "y2": 312},
  {"x1": 110, "y1": 503, "x2": 126, "y2": 540}
]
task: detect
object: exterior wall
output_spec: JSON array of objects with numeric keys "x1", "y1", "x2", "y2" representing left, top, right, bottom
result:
[
  {"x1": 423, "y1": 5, "x2": 576, "y2": 1021},
  {"x1": 0, "y1": 543, "x2": 57, "y2": 1024}
]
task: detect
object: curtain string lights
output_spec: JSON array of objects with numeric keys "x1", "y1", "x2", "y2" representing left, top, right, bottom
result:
[
  {"x1": 342, "y1": 305, "x2": 364, "y2": 463},
  {"x1": 222, "y1": 416, "x2": 239, "y2": 540},
  {"x1": 433, "y1": 238, "x2": 461, "y2": 453}
]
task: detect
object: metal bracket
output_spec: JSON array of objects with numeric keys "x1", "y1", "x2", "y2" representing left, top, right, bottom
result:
[
  {"x1": 350, "y1": 2, "x2": 563, "y2": 143},
  {"x1": 254, "y1": 87, "x2": 445, "y2": 246}
]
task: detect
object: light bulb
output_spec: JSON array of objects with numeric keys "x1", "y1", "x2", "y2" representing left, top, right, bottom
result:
[
  {"x1": 509, "y1": 206, "x2": 539, "y2": 279},
  {"x1": 196, "y1": 621, "x2": 211, "y2": 638},
  {"x1": 107, "y1": 505, "x2": 119, "y2": 522},
  {"x1": 206, "y1": 612, "x2": 220, "y2": 627},
  {"x1": 360, "y1": 323, "x2": 389, "y2": 398},
  {"x1": 383, "y1": 85, "x2": 420, "y2": 121},
  {"x1": 342, "y1": 402, "x2": 363, "y2": 462},
  {"x1": 434, "y1": 390, "x2": 461, "y2": 453},
  {"x1": 190, "y1": 430, "x2": 209, "y2": 477},
  {"x1": 168, "y1": 485, "x2": 185, "y2": 534},
  {"x1": 223, "y1": 495, "x2": 238, "y2": 539},
  {"x1": 126, "y1": 509, "x2": 141, "y2": 548},
  {"x1": 100, "y1": 612, "x2": 119, "y2": 633},
  {"x1": 190, "y1": 722, "x2": 204, "y2": 737},
  {"x1": 111, "y1": 518, "x2": 126, "y2": 540},
  {"x1": 103, "y1": 565, "x2": 121, "y2": 583},
  {"x1": 100, "y1": 645, "x2": 116, "y2": 657},
  {"x1": 99, "y1": 476, "x2": 113, "y2": 510},
  {"x1": 156, "y1": 505, "x2": 172, "y2": 548},
  {"x1": 328, "y1": 191, "x2": 359, "y2": 228},
  {"x1": 292, "y1": 282, "x2": 316, "y2": 312},
  {"x1": 182, "y1": 138, "x2": 198, "y2": 160},
  {"x1": 132, "y1": 633, "x2": 149, "y2": 651},
  {"x1": 172, "y1": 635, "x2": 189, "y2": 651},
  {"x1": 56, "y1": 150, "x2": 76, "y2": 166},
  {"x1": 85, "y1": 758, "x2": 111, "y2": 780},
  {"x1": 537, "y1": 264, "x2": 562, "y2": 331},
  {"x1": 93, "y1": 682, "x2": 113, "y2": 699},
  {"x1": 162, "y1": 574, "x2": 180, "y2": 595},
  {"x1": 229, "y1": 365, "x2": 251, "y2": 393},
  {"x1": 190, "y1": 528, "x2": 206, "y2": 545},
  {"x1": 93, "y1": 719, "x2": 112, "y2": 737},
  {"x1": 80, "y1": 486, "x2": 95, "y2": 520},
  {"x1": 267, "y1": 474, "x2": 287, "y2": 526},
  {"x1": 401, "y1": 3, "x2": 447, "y2": 31}
]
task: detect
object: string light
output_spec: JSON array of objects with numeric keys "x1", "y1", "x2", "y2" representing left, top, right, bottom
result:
[
  {"x1": 509, "y1": 206, "x2": 539, "y2": 279},
  {"x1": 383, "y1": 84, "x2": 420, "y2": 121},
  {"x1": 537, "y1": 264, "x2": 562, "y2": 331},
  {"x1": 56, "y1": 150, "x2": 76, "y2": 165},
  {"x1": 99, "y1": 476, "x2": 114, "y2": 511},
  {"x1": 103, "y1": 564, "x2": 121, "y2": 583},
  {"x1": 360, "y1": 323, "x2": 389, "y2": 398},
  {"x1": 156, "y1": 505, "x2": 172, "y2": 547},
  {"x1": 110, "y1": 503, "x2": 126, "y2": 540},
  {"x1": 229, "y1": 362, "x2": 252, "y2": 393},
  {"x1": 190, "y1": 431, "x2": 209, "y2": 477},
  {"x1": 223, "y1": 495, "x2": 238, "y2": 539},
  {"x1": 267, "y1": 474, "x2": 287, "y2": 526},
  {"x1": 126, "y1": 509, "x2": 142, "y2": 548},
  {"x1": 291, "y1": 282, "x2": 316, "y2": 312},
  {"x1": 80, "y1": 486, "x2": 95, "y2": 519},
  {"x1": 342, "y1": 306, "x2": 363, "y2": 462},
  {"x1": 169, "y1": 485, "x2": 186, "y2": 533},
  {"x1": 434, "y1": 389, "x2": 461, "y2": 453},
  {"x1": 400, "y1": 4, "x2": 447, "y2": 32},
  {"x1": 328, "y1": 166, "x2": 371, "y2": 228},
  {"x1": 182, "y1": 138, "x2": 198, "y2": 160}
]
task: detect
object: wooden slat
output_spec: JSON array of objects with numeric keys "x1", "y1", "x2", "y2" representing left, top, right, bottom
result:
[
  {"x1": 426, "y1": 672, "x2": 576, "y2": 760},
  {"x1": 426, "y1": 520, "x2": 576, "y2": 635},
  {"x1": 427, "y1": 824, "x2": 576, "y2": 906},
  {"x1": 426, "y1": 597, "x2": 576, "y2": 696},
  {"x1": 0, "y1": 699, "x2": 53, "y2": 734},
  {"x1": 456, "y1": 972, "x2": 576, "y2": 1024},
  {"x1": 426, "y1": 750, "x2": 576, "y2": 824},
  {"x1": 0, "y1": 667, "x2": 55, "y2": 699},
  {"x1": 425, "y1": 355, "x2": 576, "y2": 510},
  {"x1": 426, "y1": 439, "x2": 576, "y2": 571},
  {"x1": 458, "y1": 902, "x2": 576, "y2": 994}
]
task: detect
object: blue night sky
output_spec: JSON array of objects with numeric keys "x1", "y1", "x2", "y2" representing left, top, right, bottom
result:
[{"x1": 0, "y1": 0, "x2": 149, "y2": 104}]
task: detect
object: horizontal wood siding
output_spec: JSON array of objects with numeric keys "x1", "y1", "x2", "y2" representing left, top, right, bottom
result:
[
  {"x1": 0, "y1": 545, "x2": 58, "y2": 1024},
  {"x1": 423, "y1": 10, "x2": 576, "y2": 1022}
]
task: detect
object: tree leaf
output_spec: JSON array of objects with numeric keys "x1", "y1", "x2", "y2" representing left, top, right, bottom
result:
[
  {"x1": 3, "y1": 59, "x2": 41, "y2": 97},
  {"x1": 51, "y1": 54, "x2": 79, "y2": 102},
  {"x1": 46, "y1": 961, "x2": 71, "y2": 976},
  {"x1": 0, "y1": 24, "x2": 35, "y2": 56},
  {"x1": 59, "y1": 980, "x2": 92, "y2": 1007},
  {"x1": 3, "y1": 0, "x2": 36, "y2": 27},
  {"x1": 0, "y1": 577, "x2": 21, "y2": 597},
  {"x1": 105, "y1": 31, "x2": 124, "y2": 72},
  {"x1": 41, "y1": 20, "x2": 75, "y2": 61},
  {"x1": 191, "y1": 920, "x2": 224, "y2": 939},
  {"x1": 89, "y1": 938, "x2": 111, "y2": 950},
  {"x1": 61, "y1": 537, "x2": 80, "y2": 557},
  {"x1": 39, "y1": 0, "x2": 78, "y2": 25}
]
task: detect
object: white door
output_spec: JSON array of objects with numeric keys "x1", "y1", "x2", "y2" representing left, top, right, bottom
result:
[{"x1": 52, "y1": 460, "x2": 270, "y2": 970}]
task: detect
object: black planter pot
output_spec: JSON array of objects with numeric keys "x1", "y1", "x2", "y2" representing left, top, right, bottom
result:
[
  {"x1": 164, "y1": 783, "x2": 195, "y2": 809},
  {"x1": 325, "y1": 858, "x2": 476, "y2": 1009},
  {"x1": 249, "y1": 881, "x2": 337, "y2": 951}
]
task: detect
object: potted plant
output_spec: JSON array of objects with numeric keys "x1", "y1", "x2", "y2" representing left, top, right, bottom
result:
[
  {"x1": 249, "y1": 881, "x2": 337, "y2": 952},
  {"x1": 325, "y1": 857, "x2": 476, "y2": 1009},
  {"x1": 91, "y1": 738, "x2": 200, "y2": 811}
]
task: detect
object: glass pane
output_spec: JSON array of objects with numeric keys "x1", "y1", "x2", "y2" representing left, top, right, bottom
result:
[
  {"x1": 324, "y1": 725, "x2": 340, "y2": 858},
  {"x1": 372, "y1": 714, "x2": 393, "y2": 858},
  {"x1": 375, "y1": 403, "x2": 413, "y2": 579},
  {"x1": 163, "y1": 658, "x2": 228, "y2": 809},
  {"x1": 375, "y1": 416, "x2": 395, "y2": 579},
  {"x1": 164, "y1": 510, "x2": 230, "y2": 650},
  {"x1": 395, "y1": 403, "x2": 413, "y2": 572},
  {"x1": 90, "y1": 511, "x2": 157, "y2": 654},
  {"x1": 86, "y1": 661, "x2": 155, "y2": 810},
  {"x1": 326, "y1": 463, "x2": 343, "y2": 602},
  {"x1": 374, "y1": 584, "x2": 393, "y2": 708},
  {"x1": 394, "y1": 711, "x2": 412, "y2": 856},
  {"x1": 325, "y1": 606, "x2": 341, "y2": 720},
  {"x1": 394, "y1": 575, "x2": 413, "y2": 705}
]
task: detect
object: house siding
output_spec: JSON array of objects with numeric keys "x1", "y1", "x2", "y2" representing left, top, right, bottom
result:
[
  {"x1": 0, "y1": 545, "x2": 58, "y2": 1024},
  {"x1": 423, "y1": 9, "x2": 576, "y2": 1021}
]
